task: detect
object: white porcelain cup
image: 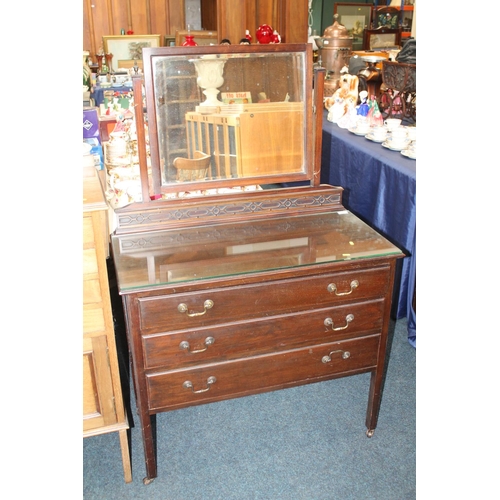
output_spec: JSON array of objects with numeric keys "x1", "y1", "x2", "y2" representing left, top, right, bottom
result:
[
  {"x1": 390, "y1": 129, "x2": 408, "y2": 148},
  {"x1": 406, "y1": 126, "x2": 417, "y2": 141},
  {"x1": 371, "y1": 126, "x2": 387, "y2": 139},
  {"x1": 384, "y1": 118, "x2": 402, "y2": 131},
  {"x1": 356, "y1": 121, "x2": 370, "y2": 134},
  {"x1": 391, "y1": 127, "x2": 407, "y2": 141}
]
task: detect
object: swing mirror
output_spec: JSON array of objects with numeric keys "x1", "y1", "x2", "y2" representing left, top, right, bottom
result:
[{"x1": 141, "y1": 44, "x2": 313, "y2": 195}]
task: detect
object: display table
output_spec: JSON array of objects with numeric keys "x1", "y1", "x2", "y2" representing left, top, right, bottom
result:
[{"x1": 320, "y1": 111, "x2": 416, "y2": 346}]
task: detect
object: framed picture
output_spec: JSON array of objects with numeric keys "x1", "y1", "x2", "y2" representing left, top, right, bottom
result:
[
  {"x1": 164, "y1": 35, "x2": 176, "y2": 47},
  {"x1": 102, "y1": 35, "x2": 162, "y2": 70},
  {"x1": 334, "y1": 3, "x2": 372, "y2": 50},
  {"x1": 174, "y1": 30, "x2": 218, "y2": 46},
  {"x1": 340, "y1": 15, "x2": 366, "y2": 37}
]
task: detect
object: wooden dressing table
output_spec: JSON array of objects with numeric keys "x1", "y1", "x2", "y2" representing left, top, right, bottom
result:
[{"x1": 110, "y1": 44, "x2": 404, "y2": 484}]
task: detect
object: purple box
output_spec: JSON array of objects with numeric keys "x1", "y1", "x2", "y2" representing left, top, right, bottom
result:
[{"x1": 83, "y1": 107, "x2": 101, "y2": 143}]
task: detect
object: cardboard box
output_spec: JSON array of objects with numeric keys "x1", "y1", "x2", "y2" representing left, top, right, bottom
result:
[{"x1": 83, "y1": 107, "x2": 102, "y2": 144}]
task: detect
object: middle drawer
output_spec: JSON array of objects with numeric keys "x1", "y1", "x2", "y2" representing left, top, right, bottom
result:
[{"x1": 142, "y1": 299, "x2": 385, "y2": 369}]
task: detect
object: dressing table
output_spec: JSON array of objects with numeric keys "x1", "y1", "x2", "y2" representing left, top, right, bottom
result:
[{"x1": 110, "y1": 43, "x2": 403, "y2": 484}]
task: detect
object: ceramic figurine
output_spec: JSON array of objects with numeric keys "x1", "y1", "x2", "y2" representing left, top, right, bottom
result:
[
  {"x1": 326, "y1": 96, "x2": 345, "y2": 123},
  {"x1": 337, "y1": 100, "x2": 358, "y2": 129},
  {"x1": 256, "y1": 24, "x2": 274, "y2": 44},
  {"x1": 367, "y1": 95, "x2": 383, "y2": 127},
  {"x1": 356, "y1": 90, "x2": 370, "y2": 116},
  {"x1": 324, "y1": 73, "x2": 359, "y2": 124}
]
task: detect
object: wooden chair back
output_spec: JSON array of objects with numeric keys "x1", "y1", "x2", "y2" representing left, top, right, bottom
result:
[{"x1": 173, "y1": 151, "x2": 211, "y2": 182}]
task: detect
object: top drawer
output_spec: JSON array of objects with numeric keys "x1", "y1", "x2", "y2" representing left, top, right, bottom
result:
[{"x1": 137, "y1": 266, "x2": 391, "y2": 333}]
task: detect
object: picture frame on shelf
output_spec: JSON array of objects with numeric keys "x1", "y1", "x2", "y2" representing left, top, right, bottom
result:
[
  {"x1": 164, "y1": 35, "x2": 176, "y2": 47},
  {"x1": 174, "y1": 30, "x2": 218, "y2": 46},
  {"x1": 334, "y1": 3, "x2": 372, "y2": 50},
  {"x1": 102, "y1": 35, "x2": 162, "y2": 71}
]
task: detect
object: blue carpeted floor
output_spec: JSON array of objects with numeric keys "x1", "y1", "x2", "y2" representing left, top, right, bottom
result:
[{"x1": 83, "y1": 318, "x2": 415, "y2": 499}]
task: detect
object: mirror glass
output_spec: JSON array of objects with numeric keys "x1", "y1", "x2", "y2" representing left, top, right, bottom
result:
[{"x1": 142, "y1": 45, "x2": 311, "y2": 193}]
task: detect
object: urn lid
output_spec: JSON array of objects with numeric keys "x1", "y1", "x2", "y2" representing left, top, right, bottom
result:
[{"x1": 323, "y1": 14, "x2": 352, "y2": 39}]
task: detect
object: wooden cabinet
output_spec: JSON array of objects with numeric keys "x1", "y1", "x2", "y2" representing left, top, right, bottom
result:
[
  {"x1": 83, "y1": 169, "x2": 132, "y2": 484},
  {"x1": 185, "y1": 102, "x2": 304, "y2": 178},
  {"x1": 111, "y1": 186, "x2": 404, "y2": 484}
]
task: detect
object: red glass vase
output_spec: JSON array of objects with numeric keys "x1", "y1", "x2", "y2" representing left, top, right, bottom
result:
[{"x1": 182, "y1": 35, "x2": 198, "y2": 46}]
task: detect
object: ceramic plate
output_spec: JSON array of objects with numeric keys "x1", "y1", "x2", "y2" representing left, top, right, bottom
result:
[
  {"x1": 348, "y1": 127, "x2": 369, "y2": 136},
  {"x1": 112, "y1": 83, "x2": 123, "y2": 88},
  {"x1": 382, "y1": 139, "x2": 411, "y2": 152},
  {"x1": 366, "y1": 133, "x2": 387, "y2": 143},
  {"x1": 401, "y1": 149, "x2": 416, "y2": 160}
]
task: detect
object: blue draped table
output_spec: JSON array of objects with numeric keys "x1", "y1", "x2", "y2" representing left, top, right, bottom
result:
[{"x1": 320, "y1": 110, "x2": 416, "y2": 346}]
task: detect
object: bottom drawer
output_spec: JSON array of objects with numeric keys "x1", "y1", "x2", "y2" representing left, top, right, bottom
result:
[{"x1": 146, "y1": 334, "x2": 380, "y2": 411}]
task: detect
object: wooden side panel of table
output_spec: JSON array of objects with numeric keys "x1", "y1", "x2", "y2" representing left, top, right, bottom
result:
[{"x1": 83, "y1": 170, "x2": 132, "y2": 483}]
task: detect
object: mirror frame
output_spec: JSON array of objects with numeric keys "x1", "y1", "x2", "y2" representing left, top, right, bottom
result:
[{"x1": 140, "y1": 43, "x2": 314, "y2": 197}]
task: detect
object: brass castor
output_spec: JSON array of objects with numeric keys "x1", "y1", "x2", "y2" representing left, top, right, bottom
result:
[
  {"x1": 143, "y1": 477, "x2": 155, "y2": 485},
  {"x1": 366, "y1": 429, "x2": 375, "y2": 438}
]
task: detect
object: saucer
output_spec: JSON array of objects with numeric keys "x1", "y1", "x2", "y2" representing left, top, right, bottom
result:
[
  {"x1": 382, "y1": 139, "x2": 411, "y2": 151},
  {"x1": 401, "y1": 148, "x2": 416, "y2": 160},
  {"x1": 348, "y1": 127, "x2": 370, "y2": 136},
  {"x1": 366, "y1": 133, "x2": 387, "y2": 143},
  {"x1": 112, "y1": 83, "x2": 123, "y2": 88}
]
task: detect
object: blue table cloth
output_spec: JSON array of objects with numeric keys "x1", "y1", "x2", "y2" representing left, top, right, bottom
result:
[{"x1": 320, "y1": 110, "x2": 416, "y2": 346}]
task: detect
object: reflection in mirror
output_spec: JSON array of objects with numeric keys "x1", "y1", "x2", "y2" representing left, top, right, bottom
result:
[{"x1": 143, "y1": 46, "x2": 310, "y2": 192}]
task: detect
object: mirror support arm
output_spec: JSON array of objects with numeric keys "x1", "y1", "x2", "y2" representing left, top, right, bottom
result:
[
  {"x1": 312, "y1": 67, "x2": 326, "y2": 187},
  {"x1": 133, "y1": 75, "x2": 155, "y2": 202}
]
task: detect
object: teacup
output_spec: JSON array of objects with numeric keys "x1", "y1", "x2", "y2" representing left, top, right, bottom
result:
[
  {"x1": 371, "y1": 126, "x2": 387, "y2": 140},
  {"x1": 384, "y1": 118, "x2": 402, "y2": 131},
  {"x1": 391, "y1": 127, "x2": 408, "y2": 141},
  {"x1": 406, "y1": 126, "x2": 417, "y2": 141},
  {"x1": 356, "y1": 121, "x2": 370, "y2": 134}
]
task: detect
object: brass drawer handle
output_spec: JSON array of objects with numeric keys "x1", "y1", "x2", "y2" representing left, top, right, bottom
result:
[
  {"x1": 327, "y1": 280, "x2": 359, "y2": 296},
  {"x1": 322, "y1": 350, "x2": 351, "y2": 363},
  {"x1": 183, "y1": 376, "x2": 217, "y2": 394},
  {"x1": 177, "y1": 299, "x2": 214, "y2": 317},
  {"x1": 324, "y1": 314, "x2": 354, "y2": 331},
  {"x1": 179, "y1": 337, "x2": 215, "y2": 354}
]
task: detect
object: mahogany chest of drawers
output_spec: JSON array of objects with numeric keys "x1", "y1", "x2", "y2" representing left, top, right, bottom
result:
[{"x1": 111, "y1": 186, "x2": 403, "y2": 483}]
